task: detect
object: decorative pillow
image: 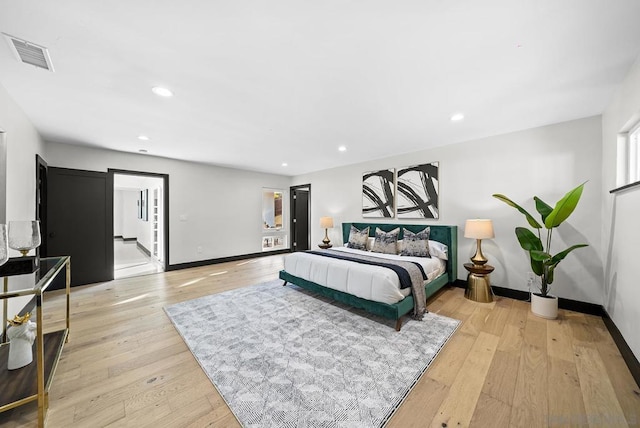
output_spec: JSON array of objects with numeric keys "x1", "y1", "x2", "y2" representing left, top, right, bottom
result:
[
  {"x1": 371, "y1": 227, "x2": 400, "y2": 254},
  {"x1": 400, "y1": 227, "x2": 431, "y2": 257},
  {"x1": 347, "y1": 225, "x2": 370, "y2": 250}
]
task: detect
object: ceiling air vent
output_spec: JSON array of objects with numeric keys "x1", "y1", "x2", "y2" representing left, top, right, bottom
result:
[{"x1": 2, "y1": 33, "x2": 54, "y2": 72}]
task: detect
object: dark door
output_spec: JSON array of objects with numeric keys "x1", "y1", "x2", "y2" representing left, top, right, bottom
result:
[
  {"x1": 290, "y1": 186, "x2": 310, "y2": 251},
  {"x1": 45, "y1": 167, "x2": 114, "y2": 286}
]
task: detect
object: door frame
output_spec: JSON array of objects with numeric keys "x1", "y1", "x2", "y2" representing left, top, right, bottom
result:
[
  {"x1": 289, "y1": 184, "x2": 311, "y2": 252},
  {"x1": 109, "y1": 169, "x2": 170, "y2": 270},
  {"x1": 35, "y1": 155, "x2": 48, "y2": 258}
]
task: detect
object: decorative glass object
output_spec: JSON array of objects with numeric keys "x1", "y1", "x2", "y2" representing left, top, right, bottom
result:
[
  {"x1": 0, "y1": 224, "x2": 8, "y2": 266},
  {"x1": 8, "y1": 221, "x2": 41, "y2": 256}
]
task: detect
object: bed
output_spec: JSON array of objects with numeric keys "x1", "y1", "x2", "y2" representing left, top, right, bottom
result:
[{"x1": 279, "y1": 222, "x2": 458, "y2": 330}]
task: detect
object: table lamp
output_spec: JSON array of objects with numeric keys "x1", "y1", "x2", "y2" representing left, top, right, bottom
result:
[
  {"x1": 464, "y1": 219, "x2": 494, "y2": 266},
  {"x1": 320, "y1": 216, "x2": 334, "y2": 247}
]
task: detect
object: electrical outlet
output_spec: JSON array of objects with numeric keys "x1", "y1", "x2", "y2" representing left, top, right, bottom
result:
[{"x1": 197, "y1": 246, "x2": 203, "y2": 254}]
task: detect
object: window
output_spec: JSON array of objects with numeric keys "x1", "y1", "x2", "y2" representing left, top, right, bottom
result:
[
  {"x1": 616, "y1": 121, "x2": 640, "y2": 190},
  {"x1": 629, "y1": 124, "x2": 640, "y2": 184}
]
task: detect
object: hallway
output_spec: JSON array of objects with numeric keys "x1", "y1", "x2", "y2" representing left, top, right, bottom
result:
[{"x1": 114, "y1": 238, "x2": 163, "y2": 279}]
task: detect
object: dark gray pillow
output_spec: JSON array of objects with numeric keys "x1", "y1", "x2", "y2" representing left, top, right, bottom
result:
[
  {"x1": 347, "y1": 225, "x2": 370, "y2": 250},
  {"x1": 400, "y1": 227, "x2": 431, "y2": 257},
  {"x1": 371, "y1": 227, "x2": 400, "y2": 254}
]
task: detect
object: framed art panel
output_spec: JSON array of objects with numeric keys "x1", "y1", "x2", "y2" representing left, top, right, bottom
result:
[
  {"x1": 362, "y1": 168, "x2": 395, "y2": 218},
  {"x1": 397, "y1": 162, "x2": 439, "y2": 219}
]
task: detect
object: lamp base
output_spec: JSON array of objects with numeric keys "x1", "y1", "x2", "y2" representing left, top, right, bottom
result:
[
  {"x1": 470, "y1": 239, "x2": 488, "y2": 266},
  {"x1": 322, "y1": 228, "x2": 331, "y2": 247}
]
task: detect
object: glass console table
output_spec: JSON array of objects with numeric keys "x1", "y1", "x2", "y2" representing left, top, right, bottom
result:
[{"x1": 0, "y1": 256, "x2": 71, "y2": 427}]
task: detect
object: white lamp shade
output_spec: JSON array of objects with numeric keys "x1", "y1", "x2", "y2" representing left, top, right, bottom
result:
[
  {"x1": 320, "y1": 216, "x2": 334, "y2": 229},
  {"x1": 464, "y1": 219, "x2": 494, "y2": 239}
]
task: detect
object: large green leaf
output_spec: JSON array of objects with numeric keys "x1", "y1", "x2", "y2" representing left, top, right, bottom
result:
[
  {"x1": 534, "y1": 197, "x2": 553, "y2": 224},
  {"x1": 546, "y1": 265, "x2": 555, "y2": 286},
  {"x1": 544, "y1": 182, "x2": 586, "y2": 228},
  {"x1": 493, "y1": 194, "x2": 542, "y2": 229},
  {"x1": 531, "y1": 250, "x2": 551, "y2": 262},
  {"x1": 550, "y1": 244, "x2": 589, "y2": 265},
  {"x1": 513, "y1": 227, "x2": 544, "y2": 275},
  {"x1": 530, "y1": 257, "x2": 543, "y2": 276},
  {"x1": 515, "y1": 227, "x2": 543, "y2": 251}
]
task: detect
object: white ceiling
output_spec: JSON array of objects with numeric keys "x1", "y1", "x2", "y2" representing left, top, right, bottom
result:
[{"x1": 1, "y1": 1, "x2": 640, "y2": 176}]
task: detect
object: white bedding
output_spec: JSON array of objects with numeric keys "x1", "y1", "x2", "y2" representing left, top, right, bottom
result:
[{"x1": 283, "y1": 246, "x2": 446, "y2": 305}]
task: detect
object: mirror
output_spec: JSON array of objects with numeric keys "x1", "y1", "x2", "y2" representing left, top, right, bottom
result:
[{"x1": 262, "y1": 189, "x2": 283, "y2": 229}]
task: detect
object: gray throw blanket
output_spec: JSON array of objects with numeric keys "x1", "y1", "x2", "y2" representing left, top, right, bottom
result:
[{"x1": 308, "y1": 249, "x2": 427, "y2": 320}]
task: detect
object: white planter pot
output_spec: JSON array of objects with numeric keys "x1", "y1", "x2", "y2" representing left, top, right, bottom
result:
[{"x1": 531, "y1": 293, "x2": 558, "y2": 320}]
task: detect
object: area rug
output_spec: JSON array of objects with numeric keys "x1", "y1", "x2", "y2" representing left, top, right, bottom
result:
[{"x1": 164, "y1": 280, "x2": 459, "y2": 427}]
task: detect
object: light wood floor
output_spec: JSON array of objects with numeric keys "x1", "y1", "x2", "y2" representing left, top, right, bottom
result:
[{"x1": 1, "y1": 255, "x2": 638, "y2": 427}]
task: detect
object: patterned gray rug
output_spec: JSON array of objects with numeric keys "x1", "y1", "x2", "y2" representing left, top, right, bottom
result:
[{"x1": 164, "y1": 280, "x2": 459, "y2": 427}]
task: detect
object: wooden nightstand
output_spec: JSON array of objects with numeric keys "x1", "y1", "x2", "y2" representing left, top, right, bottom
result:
[{"x1": 463, "y1": 263, "x2": 494, "y2": 303}]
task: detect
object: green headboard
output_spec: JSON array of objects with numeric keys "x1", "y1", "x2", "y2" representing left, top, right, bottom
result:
[{"x1": 342, "y1": 222, "x2": 458, "y2": 283}]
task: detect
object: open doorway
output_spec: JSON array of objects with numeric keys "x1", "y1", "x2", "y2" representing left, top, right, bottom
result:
[
  {"x1": 111, "y1": 170, "x2": 168, "y2": 279},
  {"x1": 290, "y1": 184, "x2": 310, "y2": 252}
]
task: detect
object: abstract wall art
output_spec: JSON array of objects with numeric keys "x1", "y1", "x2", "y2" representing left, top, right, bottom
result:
[
  {"x1": 362, "y1": 168, "x2": 395, "y2": 218},
  {"x1": 397, "y1": 162, "x2": 439, "y2": 219}
]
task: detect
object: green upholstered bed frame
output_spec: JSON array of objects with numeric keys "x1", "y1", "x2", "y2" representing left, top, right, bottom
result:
[{"x1": 279, "y1": 222, "x2": 458, "y2": 330}]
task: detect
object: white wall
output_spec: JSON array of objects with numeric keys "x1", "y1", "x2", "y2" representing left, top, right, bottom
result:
[
  {"x1": 42, "y1": 142, "x2": 292, "y2": 265},
  {"x1": 0, "y1": 82, "x2": 44, "y2": 230},
  {"x1": 114, "y1": 190, "x2": 123, "y2": 237},
  {"x1": 0, "y1": 81, "x2": 46, "y2": 321},
  {"x1": 293, "y1": 116, "x2": 603, "y2": 304},
  {"x1": 136, "y1": 190, "x2": 152, "y2": 252},
  {"x1": 123, "y1": 190, "x2": 138, "y2": 239},
  {"x1": 601, "y1": 55, "x2": 640, "y2": 360},
  {"x1": 114, "y1": 189, "x2": 139, "y2": 239}
]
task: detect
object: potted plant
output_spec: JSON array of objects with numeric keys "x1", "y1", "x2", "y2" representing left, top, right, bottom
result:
[{"x1": 492, "y1": 183, "x2": 588, "y2": 319}]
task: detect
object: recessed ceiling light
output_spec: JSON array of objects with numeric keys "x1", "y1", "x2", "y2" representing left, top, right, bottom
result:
[
  {"x1": 151, "y1": 86, "x2": 173, "y2": 97},
  {"x1": 338, "y1": 146, "x2": 347, "y2": 152},
  {"x1": 138, "y1": 149, "x2": 148, "y2": 153},
  {"x1": 282, "y1": 162, "x2": 288, "y2": 167},
  {"x1": 450, "y1": 113, "x2": 464, "y2": 122},
  {"x1": 138, "y1": 135, "x2": 150, "y2": 141}
]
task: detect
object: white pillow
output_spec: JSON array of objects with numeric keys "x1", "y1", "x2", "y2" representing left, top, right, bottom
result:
[{"x1": 428, "y1": 240, "x2": 448, "y2": 260}]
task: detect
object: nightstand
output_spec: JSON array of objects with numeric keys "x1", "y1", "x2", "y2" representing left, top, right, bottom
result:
[{"x1": 463, "y1": 263, "x2": 494, "y2": 303}]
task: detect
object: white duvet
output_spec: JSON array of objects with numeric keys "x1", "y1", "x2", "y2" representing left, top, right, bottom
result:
[{"x1": 283, "y1": 246, "x2": 446, "y2": 305}]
